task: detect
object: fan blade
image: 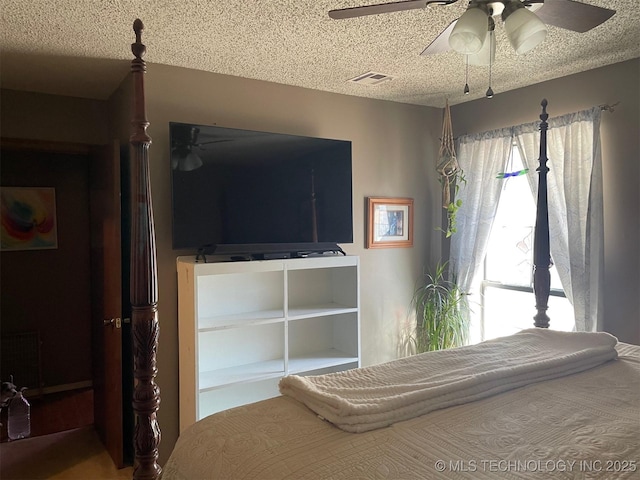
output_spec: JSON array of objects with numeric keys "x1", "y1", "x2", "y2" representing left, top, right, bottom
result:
[
  {"x1": 329, "y1": 0, "x2": 459, "y2": 20},
  {"x1": 420, "y1": 19, "x2": 457, "y2": 55},
  {"x1": 195, "y1": 139, "x2": 233, "y2": 147},
  {"x1": 534, "y1": 0, "x2": 615, "y2": 33}
]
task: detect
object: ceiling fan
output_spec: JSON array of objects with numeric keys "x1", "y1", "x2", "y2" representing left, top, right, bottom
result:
[
  {"x1": 329, "y1": 0, "x2": 616, "y2": 56},
  {"x1": 171, "y1": 126, "x2": 232, "y2": 171}
]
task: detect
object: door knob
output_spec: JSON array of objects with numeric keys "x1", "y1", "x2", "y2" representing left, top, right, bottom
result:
[{"x1": 103, "y1": 318, "x2": 122, "y2": 328}]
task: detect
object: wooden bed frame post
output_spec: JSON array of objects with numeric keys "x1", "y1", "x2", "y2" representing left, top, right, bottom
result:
[
  {"x1": 533, "y1": 99, "x2": 551, "y2": 328},
  {"x1": 130, "y1": 19, "x2": 162, "y2": 480}
]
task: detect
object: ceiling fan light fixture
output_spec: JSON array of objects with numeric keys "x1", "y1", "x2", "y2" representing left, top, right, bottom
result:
[
  {"x1": 468, "y1": 28, "x2": 495, "y2": 66},
  {"x1": 171, "y1": 147, "x2": 203, "y2": 171},
  {"x1": 181, "y1": 151, "x2": 204, "y2": 171},
  {"x1": 448, "y1": 4, "x2": 488, "y2": 54},
  {"x1": 502, "y1": 0, "x2": 547, "y2": 54}
]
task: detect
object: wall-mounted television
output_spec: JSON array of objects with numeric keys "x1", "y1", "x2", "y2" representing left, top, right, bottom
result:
[{"x1": 170, "y1": 122, "x2": 353, "y2": 259}]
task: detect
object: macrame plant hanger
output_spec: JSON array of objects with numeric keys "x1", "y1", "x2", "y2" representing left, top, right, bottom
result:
[{"x1": 436, "y1": 99, "x2": 459, "y2": 209}]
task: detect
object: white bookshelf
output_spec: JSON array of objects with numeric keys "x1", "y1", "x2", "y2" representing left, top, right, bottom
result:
[{"x1": 177, "y1": 254, "x2": 360, "y2": 432}]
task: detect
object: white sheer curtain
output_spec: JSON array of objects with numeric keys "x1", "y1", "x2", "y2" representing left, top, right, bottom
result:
[
  {"x1": 449, "y1": 107, "x2": 603, "y2": 332},
  {"x1": 449, "y1": 128, "x2": 513, "y2": 292},
  {"x1": 513, "y1": 107, "x2": 603, "y2": 332}
]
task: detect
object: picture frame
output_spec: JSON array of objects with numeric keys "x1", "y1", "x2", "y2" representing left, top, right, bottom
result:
[
  {"x1": 1, "y1": 187, "x2": 58, "y2": 251},
  {"x1": 366, "y1": 197, "x2": 414, "y2": 249}
]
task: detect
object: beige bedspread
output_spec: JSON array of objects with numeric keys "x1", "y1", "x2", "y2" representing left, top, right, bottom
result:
[
  {"x1": 163, "y1": 342, "x2": 639, "y2": 479},
  {"x1": 279, "y1": 329, "x2": 618, "y2": 432}
]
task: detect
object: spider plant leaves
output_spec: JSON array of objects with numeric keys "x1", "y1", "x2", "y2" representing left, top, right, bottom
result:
[{"x1": 411, "y1": 262, "x2": 469, "y2": 352}]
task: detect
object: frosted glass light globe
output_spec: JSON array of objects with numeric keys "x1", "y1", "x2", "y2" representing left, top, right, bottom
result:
[
  {"x1": 449, "y1": 6, "x2": 488, "y2": 54},
  {"x1": 504, "y1": 6, "x2": 547, "y2": 54}
]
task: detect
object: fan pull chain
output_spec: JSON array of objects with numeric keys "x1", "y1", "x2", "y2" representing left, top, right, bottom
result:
[
  {"x1": 464, "y1": 56, "x2": 470, "y2": 95},
  {"x1": 486, "y1": 29, "x2": 494, "y2": 98}
]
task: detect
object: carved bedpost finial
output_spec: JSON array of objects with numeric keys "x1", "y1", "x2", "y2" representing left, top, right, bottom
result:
[
  {"x1": 134, "y1": 19, "x2": 144, "y2": 34},
  {"x1": 540, "y1": 98, "x2": 548, "y2": 122},
  {"x1": 130, "y1": 19, "x2": 151, "y2": 145},
  {"x1": 131, "y1": 19, "x2": 147, "y2": 72},
  {"x1": 133, "y1": 19, "x2": 144, "y2": 53}
]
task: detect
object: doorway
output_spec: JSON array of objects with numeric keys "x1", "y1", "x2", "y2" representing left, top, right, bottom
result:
[{"x1": 0, "y1": 140, "x2": 129, "y2": 466}]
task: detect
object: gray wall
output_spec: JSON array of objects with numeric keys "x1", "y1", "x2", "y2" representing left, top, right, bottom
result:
[
  {"x1": 0, "y1": 89, "x2": 108, "y2": 144},
  {"x1": 137, "y1": 63, "x2": 443, "y2": 462},
  {"x1": 451, "y1": 58, "x2": 640, "y2": 346},
  {"x1": 2, "y1": 58, "x2": 638, "y2": 465},
  {"x1": 1, "y1": 80, "x2": 443, "y2": 463}
]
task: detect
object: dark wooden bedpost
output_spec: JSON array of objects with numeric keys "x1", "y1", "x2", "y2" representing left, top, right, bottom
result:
[
  {"x1": 130, "y1": 19, "x2": 162, "y2": 480},
  {"x1": 533, "y1": 99, "x2": 551, "y2": 328}
]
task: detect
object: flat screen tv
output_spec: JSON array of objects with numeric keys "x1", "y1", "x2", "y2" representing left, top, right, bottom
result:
[{"x1": 170, "y1": 122, "x2": 353, "y2": 258}]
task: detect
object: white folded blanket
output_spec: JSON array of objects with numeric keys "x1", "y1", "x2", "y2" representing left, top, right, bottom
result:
[{"x1": 279, "y1": 329, "x2": 618, "y2": 432}]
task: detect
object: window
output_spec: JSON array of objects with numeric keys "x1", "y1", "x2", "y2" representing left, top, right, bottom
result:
[{"x1": 468, "y1": 145, "x2": 574, "y2": 344}]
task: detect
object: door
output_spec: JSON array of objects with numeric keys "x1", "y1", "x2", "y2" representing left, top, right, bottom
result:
[{"x1": 90, "y1": 141, "x2": 124, "y2": 468}]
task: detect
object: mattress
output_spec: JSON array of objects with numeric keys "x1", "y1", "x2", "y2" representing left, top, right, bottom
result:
[{"x1": 163, "y1": 342, "x2": 639, "y2": 479}]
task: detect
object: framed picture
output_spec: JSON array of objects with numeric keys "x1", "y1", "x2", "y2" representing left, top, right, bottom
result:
[
  {"x1": 1, "y1": 187, "x2": 58, "y2": 251},
  {"x1": 366, "y1": 197, "x2": 414, "y2": 249}
]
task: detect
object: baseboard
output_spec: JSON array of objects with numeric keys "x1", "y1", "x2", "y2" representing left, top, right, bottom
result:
[{"x1": 25, "y1": 380, "x2": 93, "y2": 398}]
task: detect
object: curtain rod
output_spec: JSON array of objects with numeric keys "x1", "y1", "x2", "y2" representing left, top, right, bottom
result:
[{"x1": 599, "y1": 101, "x2": 620, "y2": 112}]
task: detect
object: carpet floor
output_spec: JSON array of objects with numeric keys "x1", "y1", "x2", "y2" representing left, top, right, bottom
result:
[
  {"x1": 0, "y1": 426, "x2": 133, "y2": 479},
  {"x1": 0, "y1": 388, "x2": 132, "y2": 479}
]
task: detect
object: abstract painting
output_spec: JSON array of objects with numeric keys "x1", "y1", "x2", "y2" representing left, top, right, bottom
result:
[{"x1": 1, "y1": 187, "x2": 58, "y2": 251}]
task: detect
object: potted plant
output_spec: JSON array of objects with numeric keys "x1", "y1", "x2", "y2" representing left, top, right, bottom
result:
[
  {"x1": 436, "y1": 99, "x2": 465, "y2": 238},
  {"x1": 410, "y1": 261, "x2": 469, "y2": 352},
  {"x1": 439, "y1": 176, "x2": 465, "y2": 238}
]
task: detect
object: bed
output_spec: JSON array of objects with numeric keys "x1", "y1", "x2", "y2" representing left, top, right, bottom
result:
[
  {"x1": 163, "y1": 338, "x2": 639, "y2": 479},
  {"x1": 125, "y1": 20, "x2": 639, "y2": 480}
]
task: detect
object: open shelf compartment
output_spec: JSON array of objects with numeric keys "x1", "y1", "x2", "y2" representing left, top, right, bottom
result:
[
  {"x1": 198, "y1": 322, "x2": 285, "y2": 386},
  {"x1": 197, "y1": 270, "x2": 284, "y2": 323},
  {"x1": 199, "y1": 359, "x2": 285, "y2": 391},
  {"x1": 198, "y1": 377, "x2": 281, "y2": 419},
  {"x1": 288, "y1": 349, "x2": 359, "y2": 375},
  {"x1": 287, "y1": 265, "x2": 358, "y2": 313},
  {"x1": 288, "y1": 313, "x2": 359, "y2": 374}
]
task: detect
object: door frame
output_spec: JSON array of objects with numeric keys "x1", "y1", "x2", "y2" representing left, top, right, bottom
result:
[{"x1": 0, "y1": 137, "x2": 127, "y2": 466}]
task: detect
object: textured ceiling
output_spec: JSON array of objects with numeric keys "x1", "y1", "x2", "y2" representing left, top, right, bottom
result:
[{"x1": 1, "y1": 0, "x2": 638, "y2": 107}]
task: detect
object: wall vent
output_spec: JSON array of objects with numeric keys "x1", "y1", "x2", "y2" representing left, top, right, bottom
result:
[
  {"x1": 348, "y1": 71, "x2": 394, "y2": 86},
  {"x1": 1, "y1": 331, "x2": 43, "y2": 396}
]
